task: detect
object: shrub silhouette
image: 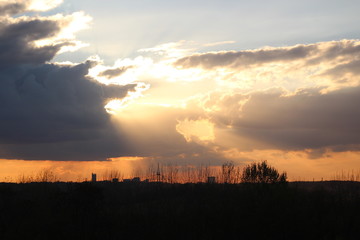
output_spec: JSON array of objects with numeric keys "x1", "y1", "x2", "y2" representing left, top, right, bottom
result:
[{"x1": 241, "y1": 160, "x2": 287, "y2": 183}]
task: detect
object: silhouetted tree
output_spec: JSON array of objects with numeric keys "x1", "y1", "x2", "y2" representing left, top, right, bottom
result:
[
  {"x1": 18, "y1": 168, "x2": 59, "y2": 183},
  {"x1": 222, "y1": 161, "x2": 237, "y2": 183},
  {"x1": 241, "y1": 160, "x2": 287, "y2": 183},
  {"x1": 102, "y1": 169, "x2": 123, "y2": 181},
  {"x1": 36, "y1": 168, "x2": 59, "y2": 182}
]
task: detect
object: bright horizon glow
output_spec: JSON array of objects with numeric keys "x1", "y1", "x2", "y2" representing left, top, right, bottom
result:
[{"x1": 1, "y1": 154, "x2": 359, "y2": 183}]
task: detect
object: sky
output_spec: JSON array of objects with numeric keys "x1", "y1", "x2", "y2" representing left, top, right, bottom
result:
[{"x1": 1, "y1": 0, "x2": 360, "y2": 182}]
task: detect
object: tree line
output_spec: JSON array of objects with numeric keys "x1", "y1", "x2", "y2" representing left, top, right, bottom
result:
[
  {"x1": 15, "y1": 160, "x2": 287, "y2": 184},
  {"x1": 95, "y1": 160, "x2": 287, "y2": 184}
]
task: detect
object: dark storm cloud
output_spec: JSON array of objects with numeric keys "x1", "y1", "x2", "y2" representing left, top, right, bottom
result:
[
  {"x1": 0, "y1": 61, "x2": 132, "y2": 145},
  {"x1": 0, "y1": 61, "x2": 137, "y2": 160},
  {"x1": 211, "y1": 86, "x2": 360, "y2": 152},
  {"x1": 0, "y1": 18, "x2": 64, "y2": 66},
  {"x1": 0, "y1": 2, "x2": 139, "y2": 160},
  {"x1": 98, "y1": 66, "x2": 133, "y2": 79},
  {"x1": 174, "y1": 40, "x2": 360, "y2": 70}
]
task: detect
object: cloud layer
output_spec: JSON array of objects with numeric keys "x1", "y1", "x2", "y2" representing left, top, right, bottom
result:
[
  {"x1": 175, "y1": 40, "x2": 360, "y2": 70},
  {"x1": 202, "y1": 86, "x2": 360, "y2": 152},
  {"x1": 109, "y1": 39, "x2": 360, "y2": 165},
  {"x1": 174, "y1": 40, "x2": 360, "y2": 91}
]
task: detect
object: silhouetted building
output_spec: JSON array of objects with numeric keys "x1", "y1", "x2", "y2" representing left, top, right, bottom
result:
[{"x1": 91, "y1": 173, "x2": 97, "y2": 182}]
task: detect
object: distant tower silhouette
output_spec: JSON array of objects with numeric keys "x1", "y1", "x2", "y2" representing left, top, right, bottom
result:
[
  {"x1": 91, "y1": 173, "x2": 97, "y2": 182},
  {"x1": 156, "y1": 163, "x2": 161, "y2": 182}
]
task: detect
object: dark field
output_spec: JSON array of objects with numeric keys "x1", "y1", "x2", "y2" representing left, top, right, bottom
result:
[{"x1": 0, "y1": 181, "x2": 359, "y2": 240}]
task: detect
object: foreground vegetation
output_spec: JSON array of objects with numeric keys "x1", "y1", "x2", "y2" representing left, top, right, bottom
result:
[
  {"x1": 1, "y1": 161, "x2": 359, "y2": 239},
  {"x1": 0, "y1": 180, "x2": 359, "y2": 240},
  {"x1": 16, "y1": 161, "x2": 289, "y2": 184}
]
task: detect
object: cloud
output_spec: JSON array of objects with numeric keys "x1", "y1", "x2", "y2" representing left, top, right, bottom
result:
[
  {"x1": 0, "y1": 58, "x2": 142, "y2": 160},
  {"x1": 319, "y1": 59, "x2": 360, "y2": 87},
  {"x1": 174, "y1": 43, "x2": 316, "y2": 69},
  {"x1": 26, "y1": 0, "x2": 63, "y2": 11},
  {"x1": 174, "y1": 40, "x2": 360, "y2": 70},
  {"x1": 202, "y1": 86, "x2": 360, "y2": 153},
  {"x1": 1, "y1": 61, "x2": 131, "y2": 144},
  {"x1": 0, "y1": 1, "x2": 145, "y2": 161},
  {"x1": 98, "y1": 66, "x2": 133, "y2": 79},
  {"x1": 95, "y1": 39, "x2": 360, "y2": 165},
  {"x1": 0, "y1": 9, "x2": 91, "y2": 66},
  {"x1": 203, "y1": 41, "x2": 235, "y2": 47},
  {"x1": 109, "y1": 104, "x2": 227, "y2": 166},
  {"x1": 0, "y1": 18, "x2": 62, "y2": 65},
  {"x1": 0, "y1": 2, "x2": 26, "y2": 15},
  {"x1": 173, "y1": 40, "x2": 360, "y2": 91},
  {"x1": 0, "y1": 0, "x2": 63, "y2": 15}
]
